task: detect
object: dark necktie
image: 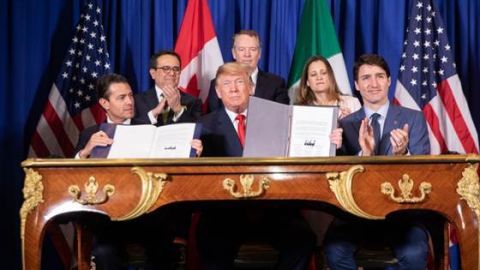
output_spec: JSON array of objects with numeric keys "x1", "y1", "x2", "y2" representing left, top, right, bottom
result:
[
  {"x1": 159, "y1": 93, "x2": 169, "y2": 125},
  {"x1": 370, "y1": 113, "x2": 381, "y2": 154},
  {"x1": 235, "y1": 114, "x2": 246, "y2": 147}
]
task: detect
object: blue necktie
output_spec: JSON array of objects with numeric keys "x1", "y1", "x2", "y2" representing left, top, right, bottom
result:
[{"x1": 370, "y1": 113, "x2": 381, "y2": 154}]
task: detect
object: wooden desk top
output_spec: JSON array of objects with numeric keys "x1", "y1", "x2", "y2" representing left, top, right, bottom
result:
[{"x1": 21, "y1": 155, "x2": 480, "y2": 269}]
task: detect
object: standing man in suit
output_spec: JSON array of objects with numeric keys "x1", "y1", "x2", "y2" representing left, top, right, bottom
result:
[
  {"x1": 324, "y1": 54, "x2": 430, "y2": 270},
  {"x1": 206, "y1": 30, "x2": 289, "y2": 112},
  {"x1": 134, "y1": 50, "x2": 202, "y2": 125},
  {"x1": 197, "y1": 62, "x2": 316, "y2": 270}
]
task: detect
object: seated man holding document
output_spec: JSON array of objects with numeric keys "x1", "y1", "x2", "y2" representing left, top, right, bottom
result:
[
  {"x1": 73, "y1": 73, "x2": 201, "y2": 269},
  {"x1": 196, "y1": 62, "x2": 343, "y2": 270},
  {"x1": 75, "y1": 73, "x2": 202, "y2": 159}
]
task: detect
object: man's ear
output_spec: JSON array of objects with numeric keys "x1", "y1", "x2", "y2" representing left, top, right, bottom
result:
[
  {"x1": 99, "y1": 97, "x2": 109, "y2": 110},
  {"x1": 231, "y1": 48, "x2": 237, "y2": 61},
  {"x1": 354, "y1": 81, "x2": 360, "y2": 92},
  {"x1": 215, "y1": 86, "x2": 222, "y2": 100},
  {"x1": 149, "y1": 68, "x2": 156, "y2": 79}
]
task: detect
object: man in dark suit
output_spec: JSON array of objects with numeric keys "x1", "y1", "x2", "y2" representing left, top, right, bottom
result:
[
  {"x1": 206, "y1": 30, "x2": 289, "y2": 112},
  {"x1": 134, "y1": 50, "x2": 202, "y2": 126},
  {"x1": 75, "y1": 73, "x2": 139, "y2": 158},
  {"x1": 74, "y1": 73, "x2": 201, "y2": 270},
  {"x1": 324, "y1": 54, "x2": 430, "y2": 270},
  {"x1": 197, "y1": 62, "x2": 316, "y2": 270}
]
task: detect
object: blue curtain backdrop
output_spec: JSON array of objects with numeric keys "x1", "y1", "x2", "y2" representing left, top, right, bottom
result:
[{"x1": 1, "y1": 0, "x2": 479, "y2": 268}]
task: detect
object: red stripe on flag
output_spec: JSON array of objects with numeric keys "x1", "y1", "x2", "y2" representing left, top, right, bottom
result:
[
  {"x1": 43, "y1": 101, "x2": 75, "y2": 156},
  {"x1": 175, "y1": 0, "x2": 216, "y2": 68},
  {"x1": 422, "y1": 103, "x2": 448, "y2": 153},
  {"x1": 30, "y1": 130, "x2": 51, "y2": 157},
  {"x1": 91, "y1": 103, "x2": 107, "y2": 124},
  {"x1": 72, "y1": 114, "x2": 85, "y2": 131},
  {"x1": 437, "y1": 80, "x2": 478, "y2": 153}
]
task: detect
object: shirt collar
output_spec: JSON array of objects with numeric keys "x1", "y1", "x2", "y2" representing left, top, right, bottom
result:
[
  {"x1": 364, "y1": 101, "x2": 390, "y2": 120},
  {"x1": 154, "y1": 85, "x2": 164, "y2": 100},
  {"x1": 250, "y1": 67, "x2": 259, "y2": 84},
  {"x1": 107, "y1": 116, "x2": 131, "y2": 125},
  {"x1": 224, "y1": 107, "x2": 248, "y2": 126}
]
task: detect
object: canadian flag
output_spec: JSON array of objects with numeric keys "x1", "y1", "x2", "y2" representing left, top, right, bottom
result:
[{"x1": 175, "y1": 0, "x2": 223, "y2": 110}]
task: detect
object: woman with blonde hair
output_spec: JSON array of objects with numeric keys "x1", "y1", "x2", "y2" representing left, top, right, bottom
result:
[{"x1": 296, "y1": 55, "x2": 361, "y2": 119}]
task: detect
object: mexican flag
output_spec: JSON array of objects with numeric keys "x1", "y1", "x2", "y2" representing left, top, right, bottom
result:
[{"x1": 288, "y1": 0, "x2": 351, "y2": 102}]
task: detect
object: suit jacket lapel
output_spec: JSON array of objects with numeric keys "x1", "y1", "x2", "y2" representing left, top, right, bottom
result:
[
  {"x1": 380, "y1": 105, "x2": 402, "y2": 155},
  {"x1": 145, "y1": 88, "x2": 159, "y2": 109},
  {"x1": 254, "y1": 71, "x2": 269, "y2": 99}
]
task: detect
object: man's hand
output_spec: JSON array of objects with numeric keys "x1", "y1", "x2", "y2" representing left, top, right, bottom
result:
[
  {"x1": 330, "y1": 128, "x2": 343, "y2": 149},
  {"x1": 390, "y1": 124, "x2": 409, "y2": 155},
  {"x1": 79, "y1": 131, "x2": 113, "y2": 159},
  {"x1": 151, "y1": 98, "x2": 168, "y2": 119},
  {"x1": 191, "y1": 139, "x2": 203, "y2": 157},
  {"x1": 359, "y1": 117, "x2": 376, "y2": 156},
  {"x1": 163, "y1": 85, "x2": 182, "y2": 113}
]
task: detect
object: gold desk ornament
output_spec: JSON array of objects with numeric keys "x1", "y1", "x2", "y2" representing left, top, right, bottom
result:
[
  {"x1": 223, "y1": 174, "x2": 271, "y2": 199},
  {"x1": 20, "y1": 168, "x2": 45, "y2": 238},
  {"x1": 327, "y1": 165, "x2": 384, "y2": 220},
  {"x1": 115, "y1": 167, "x2": 168, "y2": 221},
  {"x1": 20, "y1": 168, "x2": 45, "y2": 268},
  {"x1": 68, "y1": 176, "x2": 115, "y2": 205},
  {"x1": 380, "y1": 174, "x2": 432, "y2": 203},
  {"x1": 457, "y1": 163, "x2": 480, "y2": 218}
]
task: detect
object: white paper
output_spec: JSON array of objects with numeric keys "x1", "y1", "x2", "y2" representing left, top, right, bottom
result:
[
  {"x1": 288, "y1": 106, "x2": 337, "y2": 157},
  {"x1": 107, "y1": 123, "x2": 195, "y2": 158},
  {"x1": 150, "y1": 123, "x2": 196, "y2": 158},
  {"x1": 108, "y1": 125, "x2": 157, "y2": 158}
]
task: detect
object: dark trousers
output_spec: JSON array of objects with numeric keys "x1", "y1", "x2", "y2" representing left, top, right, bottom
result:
[
  {"x1": 196, "y1": 207, "x2": 316, "y2": 270},
  {"x1": 323, "y1": 218, "x2": 429, "y2": 270},
  {"x1": 89, "y1": 208, "x2": 185, "y2": 270}
]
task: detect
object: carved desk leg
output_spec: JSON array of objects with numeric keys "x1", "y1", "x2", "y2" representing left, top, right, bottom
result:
[
  {"x1": 22, "y1": 214, "x2": 46, "y2": 270},
  {"x1": 20, "y1": 168, "x2": 45, "y2": 270},
  {"x1": 455, "y1": 163, "x2": 480, "y2": 269}
]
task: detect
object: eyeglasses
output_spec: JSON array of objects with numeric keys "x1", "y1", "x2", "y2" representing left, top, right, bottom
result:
[{"x1": 154, "y1": 66, "x2": 181, "y2": 73}]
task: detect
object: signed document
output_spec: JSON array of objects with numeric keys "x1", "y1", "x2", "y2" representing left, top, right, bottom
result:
[
  {"x1": 91, "y1": 123, "x2": 201, "y2": 158},
  {"x1": 243, "y1": 97, "x2": 337, "y2": 157},
  {"x1": 288, "y1": 106, "x2": 337, "y2": 157}
]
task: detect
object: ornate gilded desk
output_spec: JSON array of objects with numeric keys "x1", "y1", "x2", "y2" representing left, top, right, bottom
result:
[{"x1": 21, "y1": 155, "x2": 480, "y2": 270}]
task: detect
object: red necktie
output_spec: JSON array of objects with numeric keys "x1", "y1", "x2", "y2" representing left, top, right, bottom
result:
[{"x1": 235, "y1": 114, "x2": 246, "y2": 147}]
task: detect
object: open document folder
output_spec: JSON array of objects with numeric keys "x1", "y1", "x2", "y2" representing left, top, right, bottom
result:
[
  {"x1": 90, "y1": 123, "x2": 201, "y2": 158},
  {"x1": 243, "y1": 97, "x2": 338, "y2": 157}
]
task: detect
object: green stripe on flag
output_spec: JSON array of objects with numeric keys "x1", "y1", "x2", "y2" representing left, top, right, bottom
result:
[{"x1": 288, "y1": 0, "x2": 350, "y2": 95}]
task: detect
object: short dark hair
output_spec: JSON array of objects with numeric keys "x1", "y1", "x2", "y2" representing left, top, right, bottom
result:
[
  {"x1": 149, "y1": 50, "x2": 182, "y2": 69},
  {"x1": 353, "y1": 54, "x2": 391, "y2": 81},
  {"x1": 96, "y1": 73, "x2": 129, "y2": 100}
]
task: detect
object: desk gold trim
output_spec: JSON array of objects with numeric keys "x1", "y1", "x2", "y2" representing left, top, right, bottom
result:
[
  {"x1": 20, "y1": 168, "x2": 44, "y2": 269},
  {"x1": 115, "y1": 167, "x2": 168, "y2": 221},
  {"x1": 327, "y1": 165, "x2": 384, "y2": 220},
  {"x1": 381, "y1": 174, "x2": 432, "y2": 203}
]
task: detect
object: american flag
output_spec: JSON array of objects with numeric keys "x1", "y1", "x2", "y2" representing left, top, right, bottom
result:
[
  {"x1": 394, "y1": 0, "x2": 479, "y2": 154},
  {"x1": 29, "y1": 1, "x2": 111, "y2": 158}
]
